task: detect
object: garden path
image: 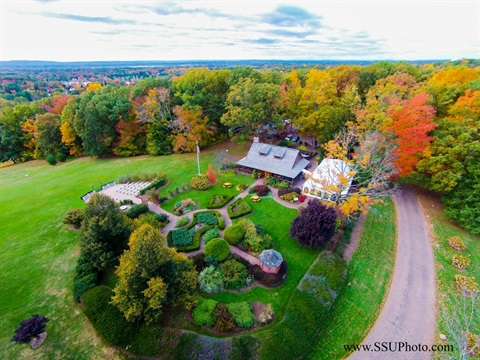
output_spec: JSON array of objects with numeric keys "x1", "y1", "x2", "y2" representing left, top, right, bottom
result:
[{"x1": 348, "y1": 186, "x2": 436, "y2": 360}]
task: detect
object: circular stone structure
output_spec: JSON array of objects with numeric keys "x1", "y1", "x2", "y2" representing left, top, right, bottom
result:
[{"x1": 259, "y1": 249, "x2": 283, "y2": 274}]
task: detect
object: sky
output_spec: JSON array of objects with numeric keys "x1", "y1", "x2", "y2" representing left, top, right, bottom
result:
[{"x1": 1, "y1": 0, "x2": 479, "y2": 62}]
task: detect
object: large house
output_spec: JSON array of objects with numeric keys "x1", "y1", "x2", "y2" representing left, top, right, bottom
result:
[
  {"x1": 302, "y1": 158, "x2": 354, "y2": 201},
  {"x1": 236, "y1": 141, "x2": 310, "y2": 184}
]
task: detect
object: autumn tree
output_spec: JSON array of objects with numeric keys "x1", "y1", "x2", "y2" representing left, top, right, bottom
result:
[
  {"x1": 134, "y1": 87, "x2": 174, "y2": 155},
  {"x1": 0, "y1": 103, "x2": 40, "y2": 163},
  {"x1": 383, "y1": 93, "x2": 436, "y2": 177},
  {"x1": 206, "y1": 164, "x2": 217, "y2": 184},
  {"x1": 112, "y1": 224, "x2": 197, "y2": 323},
  {"x1": 316, "y1": 128, "x2": 399, "y2": 217},
  {"x1": 60, "y1": 97, "x2": 83, "y2": 156},
  {"x1": 221, "y1": 78, "x2": 281, "y2": 133},
  {"x1": 171, "y1": 106, "x2": 215, "y2": 152},
  {"x1": 80, "y1": 193, "x2": 132, "y2": 271},
  {"x1": 113, "y1": 117, "x2": 146, "y2": 157},
  {"x1": 290, "y1": 200, "x2": 338, "y2": 248}
]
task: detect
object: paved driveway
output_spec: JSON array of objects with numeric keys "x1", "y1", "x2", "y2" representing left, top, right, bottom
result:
[{"x1": 349, "y1": 186, "x2": 436, "y2": 360}]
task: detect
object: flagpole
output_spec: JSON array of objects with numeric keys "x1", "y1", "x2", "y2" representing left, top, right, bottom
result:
[{"x1": 196, "y1": 141, "x2": 201, "y2": 175}]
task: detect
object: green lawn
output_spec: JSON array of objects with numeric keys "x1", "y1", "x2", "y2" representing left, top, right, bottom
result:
[
  {"x1": 0, "y1": 148, "x2": 230, "y2": 358},
  {"x1": 308, "y1": 198, "x2": 397, "y2": 359},
  {"x1": 416, "y1": 191, "x2": 480, "y2": 359}
]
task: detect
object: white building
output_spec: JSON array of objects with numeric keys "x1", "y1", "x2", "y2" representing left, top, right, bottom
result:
[{"x1": 302, "y1": 158, "x2": 354, "y2": 202}]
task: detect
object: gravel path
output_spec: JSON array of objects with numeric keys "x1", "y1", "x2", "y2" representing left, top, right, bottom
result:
[{"x1": 348, "y1": 186, "x2": 436, "y2": 359}]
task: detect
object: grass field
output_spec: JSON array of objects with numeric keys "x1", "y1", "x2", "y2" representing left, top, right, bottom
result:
[
  {"x1": 0, "y1": 143, "x2": 248, "y2": 359},
  {"x1": 308, "y1": 198, "x2": 397, "y2": 359},
  {"x1": 416, "y1": 190, "x2": 480, "y2": 359}
]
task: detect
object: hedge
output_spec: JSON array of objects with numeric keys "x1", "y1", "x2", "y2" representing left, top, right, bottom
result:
[
  {"x1": 192, "y1": 298, "x2": 218, "y2": 326},
  {"x1": 196, "y1": 213, "x2": 218, "y2": 226},
  {"x1": 167, "y1": 227, "x2": 203, "y2": 252},
  {"x1": 227, "y1": 199, "x2": 252, "y2": 219},
  {"x1": 224, "y1": 224, "x2": 246, "y2": 245},
  {"x1": 73, "y1": 254, "x2": 99, "y2": 302},
  {"x1": 172, "y1": 228, "x2": 195, "y2": 246},
  {"x1": 126, "y1": 204, "x2": 149, "y2": 219},
  {"x1": 207, "y1": 194, "x2": 234, "y2": 209},
  {"x1": 278, "y1": 187, "x2": 301, "y2": 197},
  {"x1": 139, "y1": 176, "x2": 168, "y2": 195},
  {"x1": 204, "y1": 238, "x2": 230, "y2": 262},
  {"x1": 188, "y1": 211, "x2": 225, "y2": 230},
  {"x1": 226, "y1": 302, "x2": 255, "y2": 328},
  {"x1": 83, "y1": 286, "x2": 140, "y2": 346}
]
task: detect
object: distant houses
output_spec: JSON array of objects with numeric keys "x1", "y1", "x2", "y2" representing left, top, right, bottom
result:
[
  {"x1": 302, "y1": 158, "x2": 354, "y2": 202},
  {"x1": 236, "y1": 141, "x2": 310, "y2": 184}
]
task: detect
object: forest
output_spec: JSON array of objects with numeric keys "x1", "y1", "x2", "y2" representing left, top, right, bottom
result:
[{"x1": 0, "y1": 59, "x2": 479, "y2": 234}]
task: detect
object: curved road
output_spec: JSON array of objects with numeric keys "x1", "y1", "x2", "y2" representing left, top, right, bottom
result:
[{"x1": 349, "y1": 186, "x2": 436, "y2": 360}]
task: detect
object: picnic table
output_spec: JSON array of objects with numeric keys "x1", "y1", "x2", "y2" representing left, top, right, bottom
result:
[
  {"x1": 223, "y1": 182, "x2": 232, "y2": 188},
  {"x1": 250, "y1": 195, "x2": 261, "y2": 202}
]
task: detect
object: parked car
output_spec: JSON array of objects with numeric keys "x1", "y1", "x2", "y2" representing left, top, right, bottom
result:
[
  {"x1": 291, "y1": 135, "x2": 300, "y2": 143},
  {"x1": 232, "y1": 126, "x2": 242, "y2": 134},
  {"x1": 285, "y1": 134, "x2": 293, "y2": 141}
]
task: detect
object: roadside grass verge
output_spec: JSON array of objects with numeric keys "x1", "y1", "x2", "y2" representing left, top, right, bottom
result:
[
  {"x1": 309, "y1": 198, "x2": 397, "y2": 359},
  {"x1": 416, "y1": 190, "x2": 480, "y2": 359}
]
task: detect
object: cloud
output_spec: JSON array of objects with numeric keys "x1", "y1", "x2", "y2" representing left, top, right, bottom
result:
[
  {"x1": 43, "y1": 12, "x2": 137, "y2": 25},
  {"x1": 267, "y1": 29, "x2": 317, "y2": 38},
  {"x1": 246, "y1": 38, "x2": 280, "y2": 45},
  {"x1": 262, "y1": 5, "x2": 321, "y2": 28}
]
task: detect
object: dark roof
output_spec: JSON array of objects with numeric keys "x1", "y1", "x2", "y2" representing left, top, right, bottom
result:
[
  {"x1": 237, "y1": 142, "x2": 310, "y2": 179},
  {"x1": 259, "y1": 249, "x2": 283, "y2": 267}
]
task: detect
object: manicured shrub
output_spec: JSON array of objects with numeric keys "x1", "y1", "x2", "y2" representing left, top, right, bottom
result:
[
  {"x1": 220, "y1": 259, "x2": 248, "y2": 290},
  {"x1": 278, "y1": 187, "x2": 301, "y2": 197},
  {"x1": 265, "y1": 177, "x2": 289, "y2": 189},
  {"x1": 452, "y1": 255, "x2": 471, "y2": 270},
  {"x1": 206, "y1": 164, "x2": 217, "y2": 184},
  {"x1": 46, "y1": 154, "x2": 57, "y2": 165},
  {"x1": 11, "y1": 314, "x2": 49, "y2": 344},
  {"x1": 226, "y1": 302, "x2": 254, "y2": 328},
  {"x1": 175, "y1": 217, "x2": 190, "y2": 228},
  {"x1": 172, "y1": 228, "x2": 195, "y2": 246},
  {"x1": 290, "y1": 199, "x2": 338, "y2": 248},
  {"x1": 235, "y1": 183, "x2": 247, "y2": 191},
  {"x1": 192, "y1": 298, "x2": 218, "y2": 326},
  {"x1": 192, "y1": 210, "x2": 224, "y2": 230},
  {"x1": 125, "y1": 204, "x2": 149, "y2": 219},
  {"x1": 73, "y1": 254, "x2": 99, "y2": 302},
  {"x1": 198, "y1": 266, "x2": 223, "y2": 294},
  {"x1": 224, "y1": 224, "x2": 246, "y2": 245},
  {"x1": 83, "y1": 286, "x2": 140, "y2": 347},
  {"x1": 139, "y1": 175, "x2": 168, "y2": 195},
  {"x1": 203, "y1": 228, "x2": 220, "y2": 243},
  {"x1": 237, "y1": 218, "x2": 257, "y2": 239},
  {"x1": 63, "y1": 208, "x2": 84, "y2": 228},
  {"x1": 57, "y1": 152, "x2": 67, "y2": 162},
  {"x1": 258, "y1": 304, "x2": 275, "y2": 325},
  {"x1": 253, "y1": 184, "x2": 270, "y2": 196},
  {"x1": 153, "y1": 213, "x2": 169, "y2": 224},
  {"x1": 207, "y1": 194, "x2": 234, "y2": 209},
  {"x1": 214, "y1": 304, "x2": 236, "y2": 332},
  {"x1": 173, "y1": 198, "x2": 198, "y2": 215},
  {"x1": 245, "y1": 234, "x2": 272, "y2": 253},
  {"x1": 280, "y1": 192, "x2": 299, "y2": 202},
  {"x1": 227, "y1": 198, "x2": 252, "y2": 219},
  {"x1": 455, "y1": 275, "x2": 479, "y2": 295},
  {"x1": 190, "y1": 174, "x2": 212, "y2": 190},
  {"x1": 196, "y1": 213, "x2": 218, "y2": 226},
  {"x1": 448, "y1": 236, "x2": 467, "y2": 251},
  {"x1": 204, "y1": 238, "x2": 230, "y2": 262}
]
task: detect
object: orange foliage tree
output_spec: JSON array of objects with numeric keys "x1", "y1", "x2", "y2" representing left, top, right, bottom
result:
[
  {"x1": 205, "y1": 164, "x2": 217, "y2": 184},
  {"x1": 384, "y1": 93, "x2": 436, "y2": 177}
]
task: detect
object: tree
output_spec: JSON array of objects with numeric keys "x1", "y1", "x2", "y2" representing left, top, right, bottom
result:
[
  {"x1": 205, "y1": 164, "x2": 217, "y2": 184},
  {"x1": 383, "y1": 93, "x2": 436, "y2": 177},
  {"x1": 221, "y1": 78, "x2": 282, "y2": 132},
  {"x1": 0, "y1": 103, "x2": 40, "y2": 163},
  {"x1": 317, "y1": 128, "x2": 399, "y2": 217},
  {"x1": 113, "y1": 117, "x2": 146, "y2": 157},
  {"x1": 11, "y1": 315, "x2": 49, "y2": 344},
  {"x1": 112, "y1": 224, "x2": 197, "y2": 323},
  {"x1": 73, "y1": 86, "x2": 131, "y2": 156},
  {"x1": 171, "y1": 106, "x2": 215, "y2": 152},
  {"x1": 35, "y1": 113, "x2": 65, "y2": 159},
  {"x1": 80, "y1": 193, "x2": 132, "y2": 271},
  {"x1": 290, "y1": 199, "x2": 338, "y2": 248},
  {"x1": 134, "y1": 87, "x2": 174, "y2": 155},
  {"x1": 60, "y1": 97, "x2": 83, "y2": 157}
]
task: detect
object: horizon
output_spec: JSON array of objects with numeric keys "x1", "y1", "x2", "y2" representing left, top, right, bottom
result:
[{"x1": 2, "y1": 1, "x2": 478, "y2": 62}]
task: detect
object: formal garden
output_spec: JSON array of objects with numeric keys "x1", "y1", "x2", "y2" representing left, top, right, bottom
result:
[{"x1": 1, "y1": 145, "x2": 402, "y2": 359}]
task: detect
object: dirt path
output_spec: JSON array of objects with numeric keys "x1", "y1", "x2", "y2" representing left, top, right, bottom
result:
[
  {"x1": 343, "y1": 213, "x2": 366, "y2": 262},
  {"x1": 349, "y1": 186, "x2": 436, "y2": 359}
]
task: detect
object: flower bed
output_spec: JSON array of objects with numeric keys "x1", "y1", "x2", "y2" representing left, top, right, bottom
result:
[
  {"x1": 206, "y1": 194, "x2": 234, "y2": 209},
  {"x1": 227, "y1": 198, "x2": 252, "y2": 219}
]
